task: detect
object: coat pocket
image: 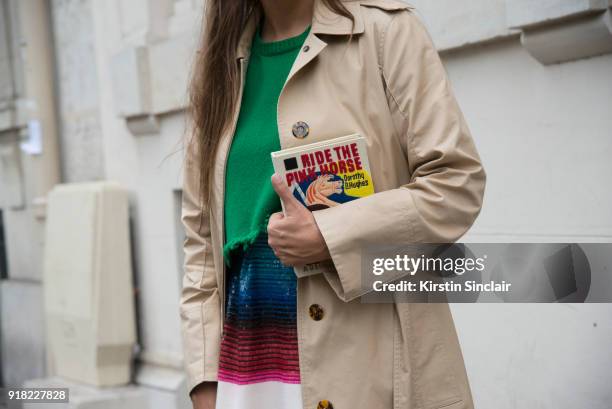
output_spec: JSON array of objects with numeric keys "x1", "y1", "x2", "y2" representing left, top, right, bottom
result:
[{"x1": 180, "y1": 289, "x2": 223, "y2": 388}]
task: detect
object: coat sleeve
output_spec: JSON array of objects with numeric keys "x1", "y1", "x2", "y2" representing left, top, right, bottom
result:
[
  {"x1": 180, "y1": 136, "x2": 222, "y2": 393},
  {"x1": 312, "y1": 10, "x2": 486, "y2": 302}
]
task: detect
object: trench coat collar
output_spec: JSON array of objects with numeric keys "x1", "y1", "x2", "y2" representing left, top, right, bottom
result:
[
  {"x1": 237, "y1": 0, "x2": 364, "y2": 60},
  {"x1": 311, "y1": 0, "x2": 364, "y2": 36}
]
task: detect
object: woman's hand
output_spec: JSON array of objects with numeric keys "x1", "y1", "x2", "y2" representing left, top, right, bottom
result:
[
  {"x1": 190, "y1": 382, "x2": 217, "y2": 409},
  {"x1": 268, "y1": 174, "x2": 331, "y2": 266}
]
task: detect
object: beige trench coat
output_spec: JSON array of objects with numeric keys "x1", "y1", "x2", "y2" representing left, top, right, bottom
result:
[{"x1": 180, "y1": 0, "x2": 486, "y2": 408}]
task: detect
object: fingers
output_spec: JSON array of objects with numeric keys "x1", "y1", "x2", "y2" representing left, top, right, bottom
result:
[
  {"x1": 271, "y1": 174, "x2": 302, "y2": 213},
  {"x1": 267, "y1": 233, "x2": 290, "y2": 266},
  {"x1": 269, "y1": 245, "x2": 297, "y2": 267},
  {"x1": 271, "y1": 174, "x2": 292, "y2": 202},
  {"x1": 268, "y1": 212, "x2": 284, "y2": 223},
  {"x1": 267, "y1": 212, "x2": 293, "y2": 266},
  {"x1": 267, "y1": 213, "x2": 283, "y2": 239}
]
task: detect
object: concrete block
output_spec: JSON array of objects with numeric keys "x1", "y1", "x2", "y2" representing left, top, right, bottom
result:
[
  {"x1": 115, "y1": 0, "x2": 149, "y2": 41},
  {"x1": 0, "y1": 280, "x2": 46, "y2": 388},
  {"x1": 521, "y1": 9, "x2": 612, "y2": 65},
  {"x1": 506, "y1": 0, "x2": 611, "y2": 28},
  {"x1": 0, "y1": 108, "x2": 16, "y2": 134},
  {"x1": 0, "y1": 0, "x2": 16, "y2": 108},
  {"x1": 43, "y1": 182, "x2": 136, "y2": 387},
  {"x1": 168, "y1": 0, "x2": 203, "y2": 37},
  {"x1": 110, "y1": 46, "x2": 152, "y2": 118},
  {"x1": 22, "y1": 377, "x2": 147, "y2": 409},
  {"x1": 125, "y1": 114, "x2": 160, "y2": 136},
  {"x1": 110, "y1": 29, "x2": 196, "y2": 134},
  {"x1": 0, "y1": 132, "x2": 25, "y2": 209},
  {"x1": 135, "y1": 364, "x2": 191, "y2": 409},
  {"x1": 2, "y1": 206, "x2": 44, "y2": 282},
  {"x1": 148, "y1": 30, "x2": 197, "y2": 114},
  {"x1": 408, "y1": 0, "x2": 516, "y2": 51}
]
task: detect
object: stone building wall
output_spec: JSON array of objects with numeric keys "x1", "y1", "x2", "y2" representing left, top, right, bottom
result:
[{"x1": 0, "y1": 1, "x2": 611, "y2": 408}]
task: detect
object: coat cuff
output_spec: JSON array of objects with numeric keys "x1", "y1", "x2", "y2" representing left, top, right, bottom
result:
[
  {"x1": 180, "y1": 296, "x2": 222, "y2": 395},
  {"x1": 312, "y1": 188, "x2": 418, "y2": 302}
]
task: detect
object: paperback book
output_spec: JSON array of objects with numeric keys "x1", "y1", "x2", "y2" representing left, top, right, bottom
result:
[{"x1": 271, "y1": 134, "x2": 374, "y2": 276}]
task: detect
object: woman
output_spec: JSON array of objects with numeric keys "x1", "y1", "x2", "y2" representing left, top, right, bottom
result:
[{"x1": 181, "y1": 0, "x2": 486, "y2": 408}]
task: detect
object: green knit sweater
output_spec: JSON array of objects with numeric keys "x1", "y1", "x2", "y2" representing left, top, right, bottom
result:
[{"x1": 223, "y1": 26, "x2": 310, "y2": 264}]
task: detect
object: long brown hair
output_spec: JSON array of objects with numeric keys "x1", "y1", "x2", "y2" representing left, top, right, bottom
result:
[{"x1": 188, "y1": 0, "x2": 354, "y2": 207}]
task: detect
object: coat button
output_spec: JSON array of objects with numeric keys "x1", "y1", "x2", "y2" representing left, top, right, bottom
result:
[
  {"x1": 309, "y1": 304, "x2": 324, "y2": 321},
  {"x1": 292, "y1": 121, "x2": 310, "y2": 139},
  {"x1": 303, "y1": 45, "x2": 310, "y2": 52},
  {"x1": 317, "y1": 400, "x2": 333, "y2": 409}
]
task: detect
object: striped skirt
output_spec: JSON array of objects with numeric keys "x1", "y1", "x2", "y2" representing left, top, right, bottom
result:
[{"x1": 216, "y1": 232, "x2": 302, "y2": 409}]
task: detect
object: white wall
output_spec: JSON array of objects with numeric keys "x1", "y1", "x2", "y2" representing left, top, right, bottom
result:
[
  {"x1": 451, "y1": 40, "x2": 612, "y2": 240},
  {"x1": 453, "y1": 304, "x2": 612, "y2": 409},
  {"x1": 445, "y1": 38, "x2": 612, "y2": 408},
  {"x1": 52, "y1": 0, "x2": 105, "y2": 182},
  {"x1": 88, "y1": 1, "x2": 197, "y2": 404}
]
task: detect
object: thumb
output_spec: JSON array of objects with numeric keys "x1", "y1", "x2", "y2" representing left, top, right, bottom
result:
[{"x1": 271, "y1": 174, "x2": 302, "y2": 213}]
